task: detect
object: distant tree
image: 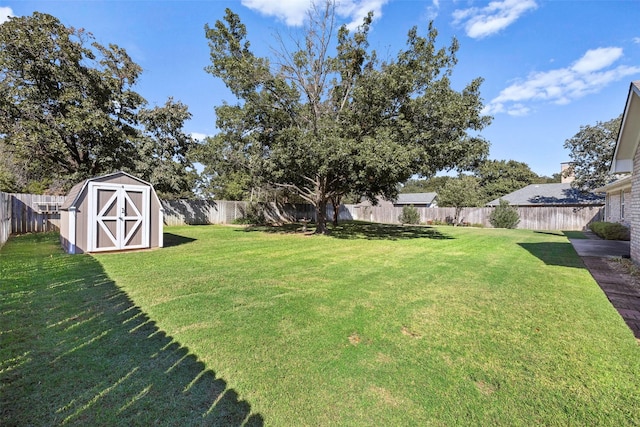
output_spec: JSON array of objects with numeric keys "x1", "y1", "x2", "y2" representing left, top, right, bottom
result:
[
  {"x1": 475, "y1": 159, "x2": 538, "y2": 203},
  {"x1": 202, "y1": 3, "x2": 490, "y2": 234},
  {"x1": 197, "y1": 169, "x2": 253, "y2": 201},
  {"x1": 398, "y1": 204, "x2": 420, "y2": 225},
  {"x1": 193, "y1": 131, "x2": 257, "y2": 200},
  {"x1": 489, "y1": 199, "x2": 520, "y2": 229},
  {"x1": 533, "y1": 173, "x2": 561, "y2": 184},
  {"x1": 0, "y1": 12, "x2": 196, "y2": 196},
  {"x1": 400, "y1": 176, "x2": 451, "y2": 194},
  {"x1": 437, "y1": 175, "x2": 482, "y2": 224},
  {"x1": 135, "y1": 99, "x2": 198, "y2": 199},
  {"x1": 563, "y1": 115, "x2": 622, "y2": 191}
]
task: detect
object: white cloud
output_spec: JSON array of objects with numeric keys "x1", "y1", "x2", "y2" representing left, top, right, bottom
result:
[
  {"x1": 338, "y1": 0, "x2": 389, "y2": 30},
  {"x1": 0, "y1": 6, "x2": 14, "y2": 25},
  {"x1": 240, "y1": 0, "x2": 389, "y2": 29},
  {"x1": 190, "y1": 132, "x2": 210, "y2": 142},
  {"x1": 506, "y1": 104, "x2": 530, "y2": 117},
  {"x1": 571, "y1": 47, "x2": 622, "y2": 73},
  {"x1": 483, "y1": 47, "x2": 640, "y2": 116},
  {"x1": 424, "y1": 0, "x2": 440, "y2": 21},
  {"x1": 452, "y1": 0, "x2": 537, "y2": 39},
  {"x1": 241, "y1": 0, "x2": 309, "y2": 26},
  {"x1": 633, "y1": 37, "x2": 640, "y2": 44}
]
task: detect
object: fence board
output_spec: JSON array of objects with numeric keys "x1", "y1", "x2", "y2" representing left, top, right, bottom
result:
[
  {"x1": 10, "y1": 194, "x2": 65, "y2": 235},
  {"x1": 0, "y1": 192, "x2": 10, "y2": 249}
]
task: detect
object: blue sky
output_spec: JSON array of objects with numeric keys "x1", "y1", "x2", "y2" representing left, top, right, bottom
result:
[{"x1": 2, "y1": 0, "x2": 639, "y2": 178}]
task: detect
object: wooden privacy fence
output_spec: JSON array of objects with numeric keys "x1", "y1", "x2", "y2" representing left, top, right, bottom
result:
[
  {"x1": 344, "y1": 205, "x2": 604, "y2": 231},
  {"x1": 0, "y1": 192, "x2": 66, "y2": 249},
  {"x1": 162, "y1": 200, "x2": 602, "y2": 231},
  {"x1": 161, "y1": 200, "x2": 321, "y2": 226},
  {"x1": 0, "y1": 191, "x2": 604, "y2": 250}
]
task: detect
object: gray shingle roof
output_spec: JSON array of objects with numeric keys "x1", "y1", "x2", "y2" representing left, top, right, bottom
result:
[
  {"x1": 60, "y1": 180, "x2": 88, "y2": 210},
  {"x1": 486, "y1": 183, "x2": 604, "y2": 206},
  {"x1": 395, "y1": 193, "x2": 437, "y2": 205}
]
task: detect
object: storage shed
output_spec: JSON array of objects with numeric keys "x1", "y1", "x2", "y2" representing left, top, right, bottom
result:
[{"x1": 60, "y1": 171, "x2": 164, "y2": 254}]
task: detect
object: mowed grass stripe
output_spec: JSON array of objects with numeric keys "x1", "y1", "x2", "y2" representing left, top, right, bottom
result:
[
  {"x1": 94, "y1": 224, "x2": 639, "y2": 425},
  {"x1": 2, "y1": 224, "x2": 639, "y2": 425}
]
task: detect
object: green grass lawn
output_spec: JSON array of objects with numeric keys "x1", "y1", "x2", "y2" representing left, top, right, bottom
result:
[{"x1": 1, "y1": 223, "x2": 639, "y2": 425}]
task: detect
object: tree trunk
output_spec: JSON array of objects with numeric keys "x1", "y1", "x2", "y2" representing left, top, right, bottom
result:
[
  {"x1": 315, "y1": 198, "x2": 329, "y2": 234},
  {"x1": 331, "y1": 196, "x2": 340, "y2": 226},
  {"x1": 454, "y1": 207, "x2": 462, "y2": 226}
]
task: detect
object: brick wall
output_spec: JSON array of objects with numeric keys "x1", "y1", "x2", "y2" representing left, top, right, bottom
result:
[
  {"x1": 605, "y1": 189, "x2": 631, "y2": 226},
  {"x1": 631, "y1": 148, "x2": 640, "y2": 263}
]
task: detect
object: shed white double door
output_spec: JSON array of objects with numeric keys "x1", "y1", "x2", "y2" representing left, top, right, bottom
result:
[{"x1": 88, "y1": 182, "x2": 150, "y2": 252}]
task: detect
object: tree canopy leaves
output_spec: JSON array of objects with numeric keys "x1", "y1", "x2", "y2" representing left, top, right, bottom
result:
[
  {"x1": 475, "y1": 159, "x2": 538, "y2": 202},
  {"x1": 437, "y1": 175, "x2": 482, "y2": 223},
  {"x1": 201, "y1": 2, "x2": 490, "y2": 233},
  {"x1": 563, "y1": 115, "x2": 622, "y2": 191},
  {"x1": 0, "y1": 12, "x2": 196, "y2": 196}
]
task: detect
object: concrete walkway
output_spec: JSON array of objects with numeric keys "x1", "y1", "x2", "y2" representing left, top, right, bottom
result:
[
  {"x1": 569, "y1": 233, "x2": 640, "y2": 340},
  {"x1": 569, "y1": 235, "x2": 630, "y2": 258}
]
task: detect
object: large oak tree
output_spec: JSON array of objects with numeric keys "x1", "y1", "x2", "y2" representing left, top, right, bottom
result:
[
  {"x1": 202, "y1": 2, "x2": 491, "y2": 233},
  {"x1": 0, "y1": 12, "x2": 196, "y2": 196}
]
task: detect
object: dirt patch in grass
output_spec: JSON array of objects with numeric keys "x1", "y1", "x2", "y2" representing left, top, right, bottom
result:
[
  {"x1": 375, "y1": 352, "x2": 394, "y2": 364},
  {"x1": 369, "y1": 385, "x2": 403, "y2": 407},
  {"x1": 475, "y1": 380, "x2": 498, "y2": 396},
  {"x1": 401, "y1": 325, "x2": 421, "y2": 338},
  {"x1": 348, "y1": 332, "x2": 361, "y2": 345}
]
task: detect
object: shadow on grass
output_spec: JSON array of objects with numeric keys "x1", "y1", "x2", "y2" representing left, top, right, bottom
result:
[
  {"x1": 533, "y1": 230, "x2": 587, "y2": 239},
  {"x1": 241, "y1": 221, "x2": 453, "y2": 241},
  {"x1": 163, "y1": 232, "x2": 197, "y2": 248},
  {"x1": 0, "y1": 233, "x2": 263, "y2": 426},
  {"x1": 562, "y1": 230, "x2": 587, "y2": 239},
  {"x1": 518, "y1": 242, "x2": 585, "y2": 269}
]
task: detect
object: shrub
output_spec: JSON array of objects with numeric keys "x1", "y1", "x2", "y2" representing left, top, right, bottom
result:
[
  {"x1": 489, "y1": 199, "x2": 520, "y2": 229},
  {"x1": 235, "y1": 202, "x2": 268, "y2": 225},
  {"x1": 588, "y1": 221, "x2": 630, "y2": 240},
  {"x1": 398, "y1": 205, "x2": 420, "y2": 225}
]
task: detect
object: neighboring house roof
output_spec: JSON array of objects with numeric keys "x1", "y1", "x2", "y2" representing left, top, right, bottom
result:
[
  {"x1": 486, "y1": 183, "x2": 604, "y2": 206},
  {"x1": 611, "y1": 81, "x2": 640, "y2": 174},
  {"x1": 593, "y1": 175, "x2": 632, "y2": 194},
  {"x1": 394, "y1": 193, "x2": 438, "y2": 205},
  {"x1": 357, "y1": 192, "x2": 438, "y2": 207}
]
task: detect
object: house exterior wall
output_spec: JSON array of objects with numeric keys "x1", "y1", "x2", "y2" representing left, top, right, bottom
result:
[
  {"x1": 604, "y1": 189, "x2": 631, "y2": 226},
  {"x1": 631, "y1": 148, "x2": 640, "y2": 263}
]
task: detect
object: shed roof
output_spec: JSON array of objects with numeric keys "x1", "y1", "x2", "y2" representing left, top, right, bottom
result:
[
  {"x1": 60, "y1": 171, "x2": 156, "y2": 210},
  {"x1": 395, "y1": 193, "x2": 438, "y2": 205},
  {"x1": 611, "y1": 81, "x2": 640, "y2": 173},
  {"x1": 60, "y1": 180, "x2": 87, "y2": 210},
  {"x1": 486, "y1": 183, "x2": 604, "y2": 206}
]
